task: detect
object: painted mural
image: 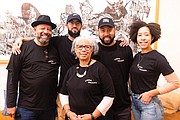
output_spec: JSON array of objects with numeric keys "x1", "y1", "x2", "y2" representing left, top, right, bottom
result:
[{"x1": 0, "y1": 0, "x2": 156, "y2": 57}]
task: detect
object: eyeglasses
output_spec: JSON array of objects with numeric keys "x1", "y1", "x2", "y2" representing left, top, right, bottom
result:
[{"x1": 76, "y1": 45, "x2": 92, "y2": 51}]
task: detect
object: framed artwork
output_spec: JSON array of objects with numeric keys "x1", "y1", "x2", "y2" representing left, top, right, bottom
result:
[{"x1": 0, "y1": 0, "x2": 159, "y2": 63}]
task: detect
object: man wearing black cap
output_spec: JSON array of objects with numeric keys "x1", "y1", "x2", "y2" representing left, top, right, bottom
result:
[
  {"x1": 54, "y1": 13, "x2": 83, "y2": 89},
  {"x1": 6, "y1": 15, "x2": 60, "y2": 120},
  {"x1": 51, "y1": 13, "x2": 83, "y2": 120},
  {"x1": 94, "y1": 17, "x2": 133, "y2": 120}
]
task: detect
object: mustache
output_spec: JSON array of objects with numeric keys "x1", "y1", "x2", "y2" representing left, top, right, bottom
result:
[
  {"x1": 71, "y1": 27, "x2": 78, "y2": 31},
  {"x1": 68, "y1": 29, "x2": 80, "y2": 38},
  {"x1": 103, "y1": 35, "x2": 111, "y2": 39},
  {"x1": 99, "y1": 36, "x2": 115, "y2": 45},
  {"x1": 40, "y1": 32, "x2": 51, "y2": 37}
]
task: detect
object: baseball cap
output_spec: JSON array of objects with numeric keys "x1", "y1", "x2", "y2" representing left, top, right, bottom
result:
[
  {"x1": 67, "y1": 13, "x2": 82, "y2": 23},
  {"x1": 98, "y1": 17, "x2": 115, "y2": 28}
]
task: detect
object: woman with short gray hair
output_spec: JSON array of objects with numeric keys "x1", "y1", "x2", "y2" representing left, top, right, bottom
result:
[
  {"x1": 71, "y1": 35, "x2": 99, "y2": 55},
  {"x1": 60, "y1": 35, "x2": 115, "y2": 120}
]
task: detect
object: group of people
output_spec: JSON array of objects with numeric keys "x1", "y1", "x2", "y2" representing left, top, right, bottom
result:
[{"x1": 6, "y1": 13, "x2": 180, "y2": 120}]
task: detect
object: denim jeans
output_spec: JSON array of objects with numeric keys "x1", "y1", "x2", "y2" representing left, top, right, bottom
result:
[
  {"x1": 15, "y1": 107, "x2": 56, "y2": 120},
  {"x1": 132, "y1": 93, "x2": 164, "y2": 120}
]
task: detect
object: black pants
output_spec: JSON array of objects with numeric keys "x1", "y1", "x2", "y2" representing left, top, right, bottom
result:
[{"x1": 113, "y1": 107, "x2": 131, "y2": 120}]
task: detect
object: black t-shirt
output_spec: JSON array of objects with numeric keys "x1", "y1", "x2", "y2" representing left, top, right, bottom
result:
[
  {"x1": 60, "y1": 61, "x2": 115, "y2": 118},
  {"x1": 130, "y1": 50, "x2": 174, "y2": 94},
  {"x1": 50, "y1": 36, "x2": 79, "y2": 90},
  {"x1": 93, "y1": 41, "x2": 133, "y2": 110},
  {"x1": 6, "y1": 40, "x2": 60, "y2": 110}
]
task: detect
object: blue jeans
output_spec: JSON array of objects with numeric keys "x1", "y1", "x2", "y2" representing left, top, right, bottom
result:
[
  {"x1": 132, "y1": 93, "x2": 164, "y2": 120},
  {"x1": 15, "y1": 107, "x2": 56, "y2": 120}
]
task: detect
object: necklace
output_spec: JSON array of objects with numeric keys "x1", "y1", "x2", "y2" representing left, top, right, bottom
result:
[
  {"x1": 137, "y1": 54, "x2": 144, "y2": 69},
  {"x1": 76, "y1": 59, "x2": 92, "y2": 78}
]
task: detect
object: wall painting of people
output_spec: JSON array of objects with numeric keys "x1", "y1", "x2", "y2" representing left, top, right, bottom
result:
[{"x1": 0, "y1": 0, "x2": 159, "y2": 63}]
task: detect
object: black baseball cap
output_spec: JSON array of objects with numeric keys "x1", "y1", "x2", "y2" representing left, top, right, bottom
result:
[
  {"x1": 98, "y1": 17, "x2": 115, "y2": 28},
  {"x1": 66, "y1": 13, "x2": 82, "y2": 23}
]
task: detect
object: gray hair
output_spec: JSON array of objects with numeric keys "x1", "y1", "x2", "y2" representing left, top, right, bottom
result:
[{"x1": 71, "y1": 36, "x2": 99, "y2": 55}]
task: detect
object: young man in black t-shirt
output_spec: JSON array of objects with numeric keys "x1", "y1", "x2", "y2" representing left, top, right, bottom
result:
[{"x1": 94, "y1": 17, "x2": 133, "y2": 120}]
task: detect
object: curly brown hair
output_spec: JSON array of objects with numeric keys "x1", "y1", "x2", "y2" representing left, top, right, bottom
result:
[{"x1": 129, "y1": 21, "x2": 161, "y2": 44}]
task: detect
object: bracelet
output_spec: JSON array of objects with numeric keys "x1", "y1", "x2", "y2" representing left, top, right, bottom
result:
[{"x1": 90, "y1": 113, "x2": 95, "y2": 120}]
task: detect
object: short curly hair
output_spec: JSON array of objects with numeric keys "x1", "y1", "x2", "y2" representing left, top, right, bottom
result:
[{"x1": 129, "y1": 21, "x2": 161, "y2": 44}]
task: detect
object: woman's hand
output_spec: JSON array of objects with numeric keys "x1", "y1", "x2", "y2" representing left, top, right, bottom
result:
[
  {"x1": 68, "y1": 111, "x2": 80, "y2": 120},
  {"x1": 138, "y1": 91, "x2": 153, "y2": 104},
  {"x1": 78, "y1": 114, "x2": 92, "y2": 120},
  {"x1": 138, "y1": 89, "x2": 160, "y2": 104}
]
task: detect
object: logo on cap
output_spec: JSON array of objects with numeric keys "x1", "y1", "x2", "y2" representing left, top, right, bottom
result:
[
  {"x1": 98, "y1": 17, "x2": 115, "y2": 28},
  {"x1": 102, "y1": 18, "x2": 110, "y2": 23},
  {"x1": 72, "y1": 13, "x2": 78, "y2": 16}
]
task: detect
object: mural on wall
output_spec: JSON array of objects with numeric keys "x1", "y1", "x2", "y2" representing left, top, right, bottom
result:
[{"x1": 0, "y1": 0, "x2": 156, "y2": 57}]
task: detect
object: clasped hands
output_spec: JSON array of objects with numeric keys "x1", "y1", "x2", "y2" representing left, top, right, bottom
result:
[{"x1": 68, "y1": 111, "x2": 92, "y2": 120}]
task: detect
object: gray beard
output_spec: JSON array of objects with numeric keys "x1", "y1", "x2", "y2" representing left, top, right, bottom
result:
[{"x1": 37, "y1": 38, "x2": 50, "y2": 44}]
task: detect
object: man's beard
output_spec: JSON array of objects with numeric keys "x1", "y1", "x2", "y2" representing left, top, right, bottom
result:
[
  {"x1": 37, "y1": 38, "x2": 50, "y2": 44},
  {"x1": 68, "y1": 30, "x2": 80, "y2": 38},
  {"x1": 37, "y1": 33, "x2": 51, "y2": 44},
  {"x1": 99, "y1": 36, "x2": 115, "y2": 45}
]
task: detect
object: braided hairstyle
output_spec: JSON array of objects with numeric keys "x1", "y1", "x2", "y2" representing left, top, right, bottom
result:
[{"x1": 129, "y1": 21, "x2": 161, "y2": 44}]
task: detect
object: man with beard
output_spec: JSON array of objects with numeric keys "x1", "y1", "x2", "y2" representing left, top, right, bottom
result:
[
  {"x1": 53, "y1": 13, "x2": 82, "y2": 89},
  {"x1": 94, "y1": 17, "x2": 133, "y2": 120},
  {"x1": 6, "y1": 15, "x2": 60, "y2": 120},
  {"x1": 49, "y1": 13, "x2": 83, "y2": 120}
]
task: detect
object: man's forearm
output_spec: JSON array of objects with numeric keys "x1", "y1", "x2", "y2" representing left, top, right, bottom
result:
[
  {"x1": 7, "y1": 71, "x2": 18, "y2": 108},
  {"x1": 21, "y1": 37, "x2": 35, "y2": 42}
]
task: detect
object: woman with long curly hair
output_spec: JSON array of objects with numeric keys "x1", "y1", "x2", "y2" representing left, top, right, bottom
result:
[{"x1": 129, "y1": 21, "x2": 180, "y2": 120}]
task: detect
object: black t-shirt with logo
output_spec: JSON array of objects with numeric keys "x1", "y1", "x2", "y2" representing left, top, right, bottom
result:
[
  {"x1": 50, "y1": 36, "x2": 79, "y2": 90},
  {"x1": 93, "y1": 41, "x2": 133, "y2": 111},
  {"x1": 7, "y1": 40, "x2": 60, "y2": 110},
  {"x1": 130, "y1": 50, "x2": 174, "y2": 94},
  {"x1": 60, "y1": 61, "x2": 115, "y2": 119}
]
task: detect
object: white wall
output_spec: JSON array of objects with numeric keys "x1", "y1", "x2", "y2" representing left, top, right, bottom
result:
[{"x1": 157, "y1": 0, "x2": 180, "y2": 92}]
